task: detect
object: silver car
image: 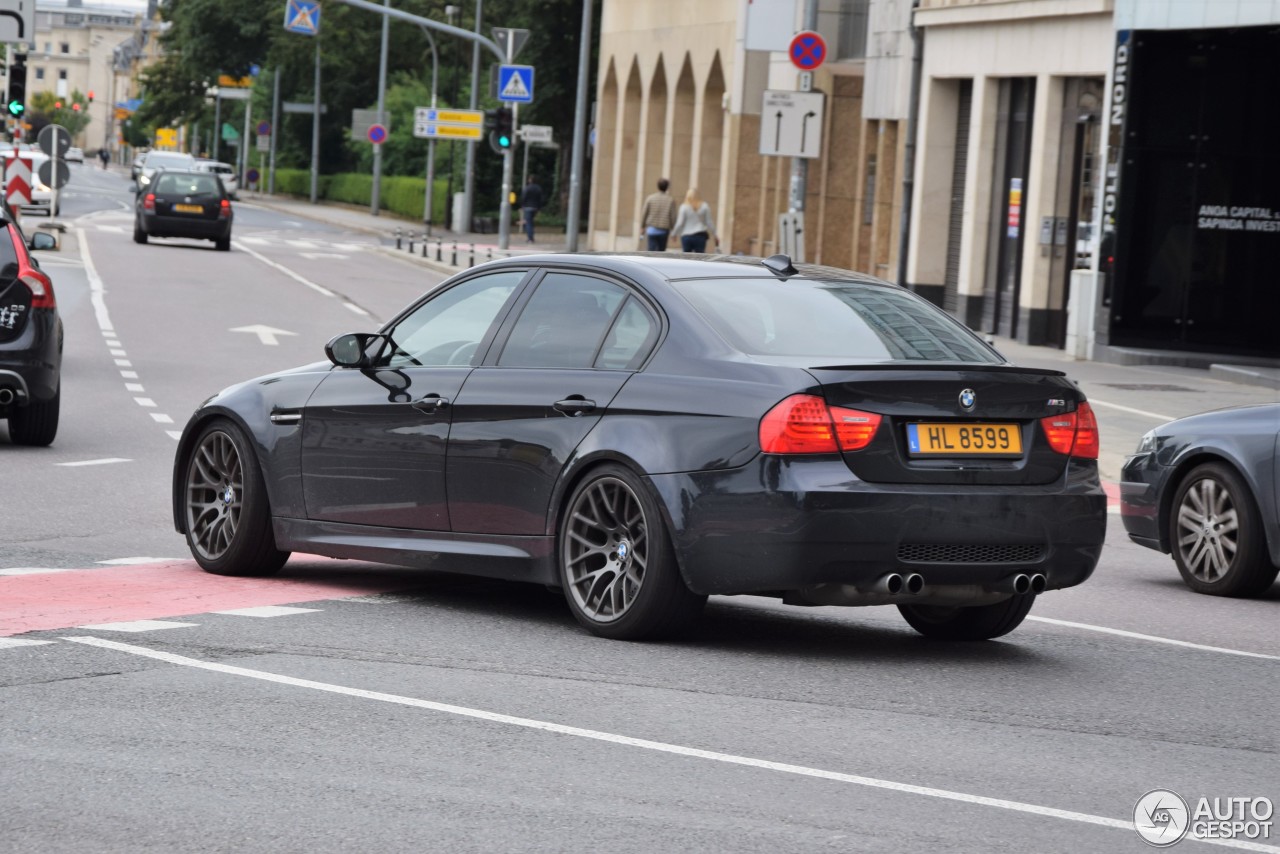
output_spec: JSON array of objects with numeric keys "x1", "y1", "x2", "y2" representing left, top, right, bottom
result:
[
  {"x1": 194, "y1": 159, "x2": 239, "y2": 199},
  {"x1": 136, "y1": 151, "x2": 197, "y2": 192}
]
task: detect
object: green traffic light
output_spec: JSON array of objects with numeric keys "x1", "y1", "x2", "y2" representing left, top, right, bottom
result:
[
  {"x1": 498, "y1": 135, "x2": 510, "y2": 148},
  {"x1": 6, "y1": 101, "x2": 23, "y2": 116}
]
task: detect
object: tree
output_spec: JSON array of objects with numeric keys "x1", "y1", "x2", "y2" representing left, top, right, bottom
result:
[{"x1": 28, "y1": 91, "x2": 92, "y2": 139}]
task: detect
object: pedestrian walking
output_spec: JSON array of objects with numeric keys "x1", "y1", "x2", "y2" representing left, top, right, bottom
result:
[
  {"x1": 519, "y1": 175, "x2": 543, "y2": 244},
  {"x1": 98, "y1": 148, "x2": 110, "y2": 169},
  {"x1": 672, "y1": 187, "x2": 716, "y2": 253},
  {"x1": 639, "y1": 178, "x2": 676, "y2": 251}
]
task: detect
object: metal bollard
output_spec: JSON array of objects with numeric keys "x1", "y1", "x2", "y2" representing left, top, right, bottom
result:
[
  {"x1": 436, "y1": 238, "x2": 442, "y2": 262},
  {"x1": 451, "y1": 241, "x2": 457, "y2": 266},
  {"x1": 395, "y1": 227, "x2": 402, "y2": 250},
  {"x1": 469, "y1": 243, "x2": 475, "y2": 268},
  {"x1": 421, "y1": 233, "x2": 428, "y2": 258},
  {"x1": 487, "y1": 247, "x2": 492, "y2": 263},
  {"x1": 407, "y1": 233, "x2": 415, "y2": 254}
]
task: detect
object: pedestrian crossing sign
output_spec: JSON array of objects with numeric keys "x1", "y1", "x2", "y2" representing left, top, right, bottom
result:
[
  {"x1": 497, "y1": 65, "x2": 535, "y2": 104},
  {"x1": 283, "y1": 0, "x2": 320, "y2": 36}
]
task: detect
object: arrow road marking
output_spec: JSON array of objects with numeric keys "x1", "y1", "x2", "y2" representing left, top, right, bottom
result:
[{"x1": 230, "y1": 324, "x2": 298, "y2": 346}]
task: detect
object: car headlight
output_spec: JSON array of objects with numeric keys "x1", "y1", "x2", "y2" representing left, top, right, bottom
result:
[{"x1": 1133, "y1": 430, "x2": 1158, "y2": 454}]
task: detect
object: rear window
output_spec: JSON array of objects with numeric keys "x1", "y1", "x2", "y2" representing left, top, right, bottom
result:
[
  {"x1": 671, "y1": 278, "x2": 1001, "y2": 363},
  {"x1": 146, "y1": 153, "x2": 195, "y2": 169},
  {"x1": 155, "y1": 174, "x2": 221, "y2": 196}
]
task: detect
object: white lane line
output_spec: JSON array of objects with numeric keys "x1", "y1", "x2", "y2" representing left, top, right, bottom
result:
[
  {"x1": 166, "y1": 430, "x2": 183, "y2": 441},
  {"x1": 56, "y1": 458, "x2": 132, "y2": 467},
  {"x1": 134, "y1": 397, "x2": 156, "y2": 408},
  {"x1": 125, "y1": 383, "x2": 144, "y2": 392},
  {"x1": 74, "y1": 621, "x2": 196, "y2": 633},
  {"x1": 58, "y1": 636, "x2": 1280, "y2": 853},
  {"x1": 0, "y1": 638, "x2": 55, "y2": 648},
  {"x1": 0, "y1": 567, "x2": 79, "y2": 576},
  {"x1": 343, "y1": 302, "x2": 370, "y2": 316},
  {"x1": 120, "y1": 370, "x2": 138, "y2": 379},
  {"x1": 233, "y1": 240, "x2": 336, "y2": 297},
  {"x1": 212, "y1": 606, "x2": 321, "y2": 618},
  {"x1": 1027, "y1": 616, "x2": 1280, "y2": 662},
  {"x1": 113, "y1": 358, "x2": 132, "y2": 367},
  {"x1": 239, "y1": 237, "x2": 269, "y2": 246},
  {"x1": 95, "y1": 557, "x2": 182, "y2": 565},
  {"x1": 150, "y1": 413, "x2": 174, "y2": 424},
  {"x1": 76, "y1": 227, "x2": 113, "y2": 333},
  {"x1": 1087, "y1": 398, "x2": 1175, "y2": 423},
  {"x1": 109, "y1": 348, "x2": 127, "y2": 357}
]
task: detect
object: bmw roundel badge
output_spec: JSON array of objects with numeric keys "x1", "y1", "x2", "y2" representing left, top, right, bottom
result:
[{"x1": 958, "y1": 388, "x2": 976, "y2": 411}]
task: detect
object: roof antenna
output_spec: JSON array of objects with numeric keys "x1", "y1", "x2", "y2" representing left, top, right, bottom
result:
[{"x1": 761, "y1": 254, "x2": 798, "y2": 277}]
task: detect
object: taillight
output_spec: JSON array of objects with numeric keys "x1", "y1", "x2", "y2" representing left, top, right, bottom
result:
[
  {"x1": 143, "y1": 193, "x2": 156, "y2": 212},
  {"x1": 21, "y1": 270, "x2": 55, "y2": 309},
  {"x1": 1040, "y1": 402, "x2": 1099, "y2": 459},
  {"x1": 219, "y1": 199, "x2": 231, "y2": 219},
  {"x1": 759, "y1": 394, "x2": 881, "y2": 454}
]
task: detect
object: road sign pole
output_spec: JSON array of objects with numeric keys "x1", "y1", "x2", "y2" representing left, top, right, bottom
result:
[
  {"x1": 269, "y1": 68, "x2": 280, "y2": 194},
  {"x1": 371, "y1": 0, "x2": 390, "y2": 216},
  {"x1": 462, "y1": 0, "x2": 483, "y2": 235},
  {"x1": 565, "y1": 0, "x2": 592, "y2": 252},
  {"x1": 789, "y1": 0, "x2": 819, "y2": 262},
  {"x1": 311, "y1": 37, "x2": 321, "y2": 204},
  {"x1": 497, "y1": 29, "x2": 516, "y2": 251}
]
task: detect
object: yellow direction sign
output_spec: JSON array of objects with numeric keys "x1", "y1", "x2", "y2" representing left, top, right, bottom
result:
[
  {"x1": 413, "y1": 107, "x2": 485, "y2": 141},
  {"x1": 218, "y1": 75, "x2": 254, "y2": 88},
  {"x1": 155, "y1": 127, "x2": 178, "y2": 149}
]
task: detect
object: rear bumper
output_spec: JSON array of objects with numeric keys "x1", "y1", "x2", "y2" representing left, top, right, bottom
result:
[
  {"x1": 140, "y1": 213, "x2": 230, "y2": 240},
  {"x1": 0, "y1": 310, "x2": 62, "y2": 407},
  {"x1": 648, "y1": 455, "x2": 1106, "y2": 596}
]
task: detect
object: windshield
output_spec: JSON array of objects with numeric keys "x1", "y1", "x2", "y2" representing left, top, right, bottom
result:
[{"x1": 671, "y1": 277, "x2": 1002, "y2": 363}]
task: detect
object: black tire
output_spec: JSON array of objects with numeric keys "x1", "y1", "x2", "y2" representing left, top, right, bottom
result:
[
  {"x1": 215, "y1": 236, "x2": 231, "y2": 252},
  {"x1": 1171, "y1": 463, "x2": 1278, "y2": 597},
  {"x1": 898, "y1": 594, "x2": 1036, "y2": 641},
  {"x1": 133, "y1": 222, "x2": 147, "y2": 244},
  {"x1": 558, "y1": 463, "x2": 706, "y2": 640},
  {"x1": 8, "y1": 384, "x2": 59, "y2": 446},
  {"x1": 182, "y1": 418, "x2": 289, "y2": 576}
]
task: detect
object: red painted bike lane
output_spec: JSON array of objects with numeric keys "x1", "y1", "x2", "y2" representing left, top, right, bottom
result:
[{"x1": 0, "y1": 559, "x2": 421, "y2": 637}]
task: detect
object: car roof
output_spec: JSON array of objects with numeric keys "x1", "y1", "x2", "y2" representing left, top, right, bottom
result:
[{"x1": 483, "y1": 252, "x2": 897, "y2": 288}]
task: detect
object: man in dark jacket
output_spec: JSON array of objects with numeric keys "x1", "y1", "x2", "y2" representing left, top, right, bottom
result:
[{"x1": 519, "y1": 176, "x2": 544, "y2": 244}]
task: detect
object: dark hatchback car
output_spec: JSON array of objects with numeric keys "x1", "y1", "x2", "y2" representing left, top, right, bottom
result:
[
  {"x1": 1121, "y1": 404, "x2": 1280, "y2": 597},
  {"x1": 135, "y1": 170, "x2": 232, "y2": 251},
  {"x1": 172, "y1": 255, "x2": 1106, "y2": 641},
  {"x1": 0, "y1": 210, "x2": 62, "y2": 445}
]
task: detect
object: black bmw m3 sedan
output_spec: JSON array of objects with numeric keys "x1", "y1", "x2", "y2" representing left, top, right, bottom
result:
[{"x1": 172, "y1": 253, "x2": 1106, "y2": 641}]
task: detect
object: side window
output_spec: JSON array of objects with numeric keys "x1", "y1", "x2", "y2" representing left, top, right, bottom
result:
[
  {"x1": 499, "y1": 273, "x2": 626, "y2": 368},
  {"x1": 595, "y1": 297, "x2": 658, "y2": 370},
  {"x1": 383, "y1": 271, "x2": 525, "y2": 368}
]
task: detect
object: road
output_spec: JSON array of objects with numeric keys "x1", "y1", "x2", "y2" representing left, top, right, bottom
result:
[{"x1": 1, "y1": 162, "x2": 1276, "y2": 853}]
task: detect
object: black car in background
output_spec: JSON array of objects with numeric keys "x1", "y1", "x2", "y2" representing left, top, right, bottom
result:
[
  {"x1": 0, "y1": 209, "x2": 62, "y2": 446},
  {"x1": 172, "y1": 254, "x2": 1107, "y2": 642},
  {"x1": 135, "y1": 170, "x2": 233, "y2": 251},
  {"x1": 1121, "y1": 404, "x2": 1280, "y2": 597}
]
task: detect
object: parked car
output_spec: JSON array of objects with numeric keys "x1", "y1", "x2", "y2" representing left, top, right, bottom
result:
[
  {"x1": 171, "y1": 254, "x2": 1107, "y2": 641},
  {"x1": 0, "y1": 206, "x2": 62, "y2": 446},
  {"x1": 130, "y1": 151, "x2": 147, "y2": 181},
  {"x1": 194, "y1": 159, "x2": 239, "y2": 199},
  {"x1": 134, "y1": 150, "x2": 197, "y2": 191},
  {"x1": 65, "y1": 147, "x2": 84, "y2": 164},
  {"x1": 1121, "y1": 404, "x2": 1280, "y2": 597},
  {"x1": 134, "y1": 169, "x2": 233, "y2": 251}
]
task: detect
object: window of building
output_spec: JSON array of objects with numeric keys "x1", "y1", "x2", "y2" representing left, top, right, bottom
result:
[
  {"x1": 836, "y1": 0, "x2": 870, "y2": 60},
  {"x1": 58, "y1": 69, "x2": 67, "y2": 80},
  {"x1": 42, "y1": 42, "x2": 51, "y2": 54},
  {"x1": 60, "y1": 43, "x2": 70, "y2": 54},
  {"x1": 35, "y1": 68, "x2": 45, "y2": 81}
]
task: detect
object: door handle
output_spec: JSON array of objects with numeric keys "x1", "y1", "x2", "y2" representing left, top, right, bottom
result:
[
  {"x1": 553, "y1": 396, "x2": 596, "y2": 416},
  {"x1": 411, "y1": 394, "x2": 450, "y2": 412}
]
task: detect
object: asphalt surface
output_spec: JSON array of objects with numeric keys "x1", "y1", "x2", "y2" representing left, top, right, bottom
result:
[{"x1": 1, "y1": 162, "x2": 1276, "y2": 854}]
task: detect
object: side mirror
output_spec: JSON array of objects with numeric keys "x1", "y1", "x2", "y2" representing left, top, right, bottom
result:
[
  {"x1": 29, "y1": 231, "x2": 57, "y2": 251},
  {"x1": 325, "y1": 332, "x2": 385, "y2": 368}
]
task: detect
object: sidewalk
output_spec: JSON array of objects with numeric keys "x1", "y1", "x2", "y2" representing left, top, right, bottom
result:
[{"x1": 240, "y1": 192, "x2": 1280, "y2": 395}]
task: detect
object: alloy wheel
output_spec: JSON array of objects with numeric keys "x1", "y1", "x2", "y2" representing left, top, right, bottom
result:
[
  {"x1": 1176, "y1": 476, "x2": 1239, "y2": 583},
  {"x1": 564, "y1": 476, "x2": 648, "y2": 623},
  {"x1": 186, "y1": 430, "x2": 244, "y2": 561}
]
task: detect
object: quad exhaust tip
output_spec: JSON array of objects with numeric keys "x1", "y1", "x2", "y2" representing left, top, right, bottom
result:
[
  {"x1": 0, "y1": 388, "x2": 15, "y2": 406},
  {"x1": 993, "y1": 573, "x2": 1048, "y2": 595},
  {"x1": 1029, "y1": 573, "x2": 1047, "y2": 594},
  {"x1": 902, "y1": 573, "x2": 925, "y2": 595}
]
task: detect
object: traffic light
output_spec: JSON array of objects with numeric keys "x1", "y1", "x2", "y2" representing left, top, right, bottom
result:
[
  {"x1": 6, "y1": 53, "x2": 26, "y2": 118},
  {"x1": 485, "y1": 107, "x2": 513, "y2": 153}
]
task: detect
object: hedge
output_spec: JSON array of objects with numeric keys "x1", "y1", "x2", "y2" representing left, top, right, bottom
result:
[{"x1": 273, "y1": 168, "x2": 447, "y2": 222}]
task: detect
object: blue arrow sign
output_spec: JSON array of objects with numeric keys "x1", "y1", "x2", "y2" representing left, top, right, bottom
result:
[
  {"x1": 284, "y1": 0, "x2": 320, "y2": 36},
  {"x1": 497, "y1": 65, "x2": 535, "y2": 104}
]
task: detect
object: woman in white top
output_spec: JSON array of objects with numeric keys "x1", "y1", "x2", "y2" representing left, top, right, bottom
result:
[{"x1": 672, "y1": 187, "x2": 716, "y2": 253}]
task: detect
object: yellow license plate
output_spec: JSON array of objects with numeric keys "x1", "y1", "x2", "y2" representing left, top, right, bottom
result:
[
  {"x1": 173, "y1": 203, "x2": 203, "y2": 213},
  {"x1": 907, "y1": 423, "x2": 1023, "y2": 456}
]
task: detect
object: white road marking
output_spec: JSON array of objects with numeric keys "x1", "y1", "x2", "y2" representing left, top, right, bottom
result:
[
  {"x1": 342, "y1": 593, "x2": 426, "y2": 604},
  {"x1": 0, "y1": 567, "x2": 79, "y2": 576},
  {"x1": 114, "y1": 358, "x2": 132, "y2": 367},
  {"x1": 286, "y1": 239, "x2": 318, "y2": 248},
  {"x1": 333, "y1": 243, "x2": 366, "y2": 252},
  {"x1": 96, "y1": 557, "x2": 182, "y2": 565},
  {"x1": 95, "y1": 225, "x2": 125, "y2": 233},
  {"x1": 1027, "y1": 616, "x2": 1280, "y2": 662},
  {"x1": 104, "y1": 339, "x2": 121, "y2": 347},
  {"x1": 74, "y1": 621, "x2": 196, "y2": 633},
  {"x1": 56, "y1": 458, "x2": 132, "y2": 467},
  {"x1": 134, "y1": 397, "x2": 156, "y2": 408},
  {"x1": 1087, "y1": 398, "x2": 1175, "y2": 423},
  {"x1": 239, "y1": 237, "x2": 269, "y2": 245},
  {"x1": 120, "y1": 370, "x2": 138, "y2": 379},
  {"x1": 166, "y1": 430, "x2": 183, "y2": 441},
  {"x1": 233, "y1": 240, "x2": 336, "y2": 297},
  {"x1": 300, "y1": 252, "x2": 349, "y2": 260},
  {"x1": 109, "y1": 348, "x2": 127, "y2": 357},
  {"x1": 59, "y1": 636, "x2": 1280, "y2": 853},
  {"x1": 75, "y1": 227, "x2": 113, "y2": 333},
  {"x1": 343, "y1": 302, "x2": 369, "y2": 316},
  {"x1": 229, "y1": 324, "x2": 297, "y2": 346},
  {"x1": 125, "y1": 383, "x2": 144, "y2": 392},
  {"x1": 150, "y1": 413, "x2": 174, "y2": 424},
  {"x1": 212, "y1": 606, "x2": 321, "y2": 618},
  {"x1": 0, "y1": 638, "x2": 55, "y2": 648}
]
